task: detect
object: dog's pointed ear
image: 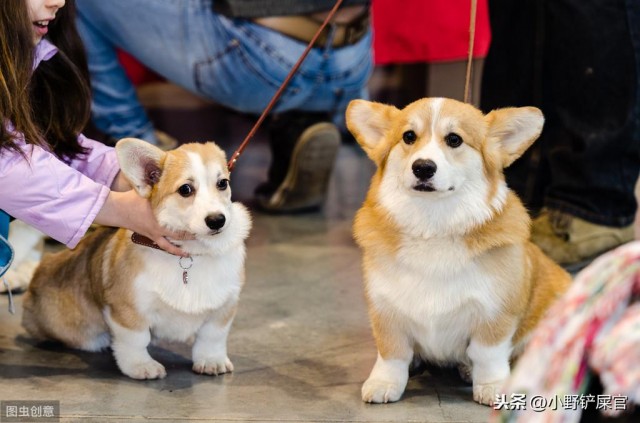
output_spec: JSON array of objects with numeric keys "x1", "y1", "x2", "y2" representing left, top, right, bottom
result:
[
  {"x1": 346, "y1": 100, "x2": 400, "y2": 164},
  {"x1": 115, "y1": 138, "x2": 166, "y2": 198},
  {"x1": 486, "y1": 107, "x2": 544, "y2": 168}
]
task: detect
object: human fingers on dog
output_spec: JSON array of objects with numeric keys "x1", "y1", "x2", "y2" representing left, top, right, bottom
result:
[
  {"x1": 167, "y1": 230, "x2": 196, "y2": 241},
  {"x1": 154, "y1": 236, "x2": 190, "y2": 257}
]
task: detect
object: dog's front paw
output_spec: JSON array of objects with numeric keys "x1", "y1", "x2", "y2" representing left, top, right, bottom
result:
[
  {"x1": 192, "y1": 356, "x2": 234, "y2": 376},
  {"x1": 120, "y1": 359, "x2": 167, "y2": 380},
  {"x1": 473, "y1": 380, "x2": 505, "y2": 406},
  {"x1": 362, "y1": 378, "x2": 405, "y2": 403}
]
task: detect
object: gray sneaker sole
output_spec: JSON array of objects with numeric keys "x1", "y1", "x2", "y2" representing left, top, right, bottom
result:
[{"x1": 261, "y1": 122, "x2": 340, "y2": 213}]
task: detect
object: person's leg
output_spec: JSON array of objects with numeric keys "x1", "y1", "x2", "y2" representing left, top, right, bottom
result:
[
  {"x1": 531, "y1": 0, "x2": 640, "y2": 267},
  {"x1": 76, "y1": 0, "x2": 224, "y2": 144},
  {"x1": 193, "y1": 17, "x2": 373, "y2": 119},
  {"x1": 75, "y1": 4, "x2": 154, "y2": 143},
  {"x1": 76, "y1": 0, "x2": 372, "y2": 135},
  {"x1": 542, "y1": 0, "x2": 638, "y2": 225},
  {"x1": 480, "y1": 0, "x2": 549, "y2": 213},
  {"x1": 76, "y1": 0, "x2": 189, "y2": 144},
  {"x1": 249, "y1": 28, "x2": 373, "y2": 212}
]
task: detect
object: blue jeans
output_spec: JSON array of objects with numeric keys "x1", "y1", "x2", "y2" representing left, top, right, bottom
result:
[
  {"x1": 480, "y1": 0, "x2": 640, "y2": 227},
  {"x1": 75, "y1": 0, "x2": 373, "y2": 143}
]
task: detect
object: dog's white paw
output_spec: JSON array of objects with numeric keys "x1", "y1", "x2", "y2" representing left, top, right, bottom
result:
[
  {"x1": 473, "y1": 380, "x2": 504, "y2": 406},
  {"x1": 192, "y1": 356, "x2": 234, "y2": 376},
  {"x1": 120, "y1": 359, "x2": 167, "y2": 380},
  {"x1": 362, "y1": 378, "x2": 405, "y2": 403}
]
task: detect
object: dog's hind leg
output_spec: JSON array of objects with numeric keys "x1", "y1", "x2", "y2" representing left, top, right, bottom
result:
[{"x1": 21, "y1": 287, "x2": 108, "y2": 351}]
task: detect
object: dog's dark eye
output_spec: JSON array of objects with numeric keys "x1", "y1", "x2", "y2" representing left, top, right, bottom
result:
[
  {"x1": 445, "y1": 133, "x2": 463, "y2": 148},
  {"x1": 402, "y1": 130, "x2": 417, "y2": 145},
  {"x1": 216, "y1": 179, "x2": 229, "y2": 191},
  {"x1": 178, "y1": 184, "x2": 194, "y2": 197}
]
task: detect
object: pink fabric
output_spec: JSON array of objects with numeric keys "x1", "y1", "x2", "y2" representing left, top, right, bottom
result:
[
  {"x1": 0, "y1": 39, "x2": 120, "y2": 248},
  {"x1": 0, "y1": 136, "x2": 119, "y2": 248},
  {"x1": 493, "y1": 241, "x2": 640, "y2": 422}
]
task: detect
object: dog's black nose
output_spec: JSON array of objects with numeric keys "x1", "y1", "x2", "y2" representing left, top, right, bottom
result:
[
  {"x1": 412, "y1": 159, "x2": 437, "y2": 180},
  {"x1": 205, "y1": 214, "x2": 226, "y2": 230}
]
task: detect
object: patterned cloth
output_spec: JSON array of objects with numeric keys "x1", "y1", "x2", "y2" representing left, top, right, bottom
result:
[
  {"x1": 494, "y1": 241, "x2": 640, "y2": 422},
  {"x1": 0, "y1": 211, "x2": 13, "y2": 278}
]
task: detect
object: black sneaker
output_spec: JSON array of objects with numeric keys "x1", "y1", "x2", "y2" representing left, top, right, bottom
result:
[{"x1": 255, "y1": 112, "x2": 340, "y2": 213}]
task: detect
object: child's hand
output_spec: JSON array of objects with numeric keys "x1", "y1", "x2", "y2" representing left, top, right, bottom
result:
[
  {"x1": 95, "y1": 190, "x2": 194, "y2": 256},
  {"x1": 110, "y1": 171, "x2": 132, "y2": 192}
]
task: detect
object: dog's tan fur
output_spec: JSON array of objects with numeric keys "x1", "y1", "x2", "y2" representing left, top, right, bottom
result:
[
  {"x1": 347, "y1": 98, "x2": 571, "y2": 405},
  {"x1": 22, "y1": 139, "x2": 251, "y2": 380}
]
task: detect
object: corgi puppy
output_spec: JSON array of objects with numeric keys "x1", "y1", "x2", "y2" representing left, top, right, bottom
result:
[
  {"x1": 346, "y1": 98, "x2": 571, "y2": 406},
  {"x1": 22, "y1": 139, "x2": 251, "y2": 380}
]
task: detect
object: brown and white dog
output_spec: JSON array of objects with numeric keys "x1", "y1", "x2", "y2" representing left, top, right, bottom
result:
[
  {"x1": 22, "y1": 139, "x2": 251, "y2": 380},
  {"x1": 346, "y1": 98, "x2": 571, "y2": 406}
]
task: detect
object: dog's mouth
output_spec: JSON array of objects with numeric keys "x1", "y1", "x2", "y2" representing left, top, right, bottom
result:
[
  {"x1": 412, "y1": 183, "x2": 456, "y2": 193},
  {"x1": 413, "y1": 182, "x2": 436, "y2": 192},
  {"x1": 207, "y1": 229, "x2": 223, "y2": 236}
]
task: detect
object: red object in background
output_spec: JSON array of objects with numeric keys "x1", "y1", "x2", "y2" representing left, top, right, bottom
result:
[
  {"x1": 116, "y1": 50, "x2": 163, "y2": 85},
  {"x1": 372, "y1": 0, "x2": 491, "y2": 65}
]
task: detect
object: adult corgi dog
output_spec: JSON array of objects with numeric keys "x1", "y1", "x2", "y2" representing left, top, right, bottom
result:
[
  {"x1": 22, "y1": 139, "x2": 251, "y2": 380},
  {"x1": 346, "y1": 98, "x2": 571, "y2": 406}
]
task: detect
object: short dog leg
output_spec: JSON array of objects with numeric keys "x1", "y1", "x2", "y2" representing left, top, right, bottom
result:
[
  {"x1": 192, "y1": 312, "x2": 234, "y2": 376},
  {"x1": 362, "y1": 352, "x2": 412, "y2": 403},
  {"x1": 467, "y1": 337, "x2": 512, "y2": 406},
  {"x1": 362, "y1": 312, "x2": 413, "y2": 404},
  {"x1": 105, "y1": 310, "x2": 166, "y2": 380}
]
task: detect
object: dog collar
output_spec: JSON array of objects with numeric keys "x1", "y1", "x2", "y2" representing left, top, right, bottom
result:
[{"x1": 131, "y1": 232, "x2": 193, "y2": 284}]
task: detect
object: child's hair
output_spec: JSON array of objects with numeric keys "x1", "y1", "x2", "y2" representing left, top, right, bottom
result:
[{"x1": 0, "y1": 0, "x2": 91, "y2": 162}]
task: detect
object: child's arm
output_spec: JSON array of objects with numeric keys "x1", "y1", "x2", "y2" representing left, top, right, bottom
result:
[
  {"x1": 0, "y1": 142, "x2": 188, "y2": 255},
  {"x1": 0, "y1": 141, "x2": 110, "y2": 248},
  {"x1": 66, "y1": 134, "x2": 120, "y2": 188}
]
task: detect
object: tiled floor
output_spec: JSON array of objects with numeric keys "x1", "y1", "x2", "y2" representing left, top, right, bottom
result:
[{"x1": 0, "y1": 74, "x2": 492, "y2": 422}]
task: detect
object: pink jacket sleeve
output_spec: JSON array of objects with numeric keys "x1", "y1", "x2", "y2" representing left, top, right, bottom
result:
[
  {"x1": 0, "y1": 136, "x2": 120, "y2": 248},
  {"x1": 68, "y1": 134, "x2": 120, "y2": 185}
]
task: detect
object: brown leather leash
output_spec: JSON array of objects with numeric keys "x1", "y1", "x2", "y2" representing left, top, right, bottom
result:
[{"x1": 227, "y1": 0, "x2": 345, "y2": 172}]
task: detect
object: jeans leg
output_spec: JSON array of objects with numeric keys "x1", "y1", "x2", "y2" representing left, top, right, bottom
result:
[
  {"x1": 194, "y1": 18, "x2": 372, "y2": 124},
  {"x1": 480, "y1": 0, "x2": 549, "y2": 212},
  {"x1": 542, "y1": 0, "x2": 640, "y2": 226},
  {"x1": 75, "y1": 0, "x2": 216, "y2": 142},
  {"x1": 76, "y1": 0, "x2": 373, "y2": 140},
  {"x1": 76, "y1": 14, "x2": 156, "y2": 142}
]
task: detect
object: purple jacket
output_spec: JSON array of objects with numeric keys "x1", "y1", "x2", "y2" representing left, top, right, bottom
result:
[{"x1": 0, "y1": 39, "x2": 120, "y2": 248}]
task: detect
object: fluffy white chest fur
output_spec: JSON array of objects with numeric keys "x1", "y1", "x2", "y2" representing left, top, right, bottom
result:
[
  {"x1": 367, "y1": 236, "x2": 502, "y2": 364},
  {"x1": 131, "y1": 246, "x2": 245, "y2": 341}
]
